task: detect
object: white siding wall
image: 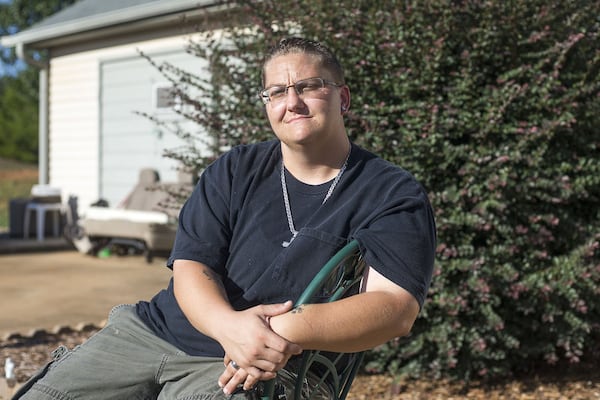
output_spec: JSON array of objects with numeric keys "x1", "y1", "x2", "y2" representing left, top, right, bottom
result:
[
  {"x1": 50, "y1": 51, "x2": 100, "y2": 212},
  {"x1": 49, "y1": 34, "x2": 202, "y2": 212}
]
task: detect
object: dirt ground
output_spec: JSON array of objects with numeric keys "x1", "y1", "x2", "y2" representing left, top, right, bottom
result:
[
  {"x1": 0, "y1": 250, "x2": 172, "y2": 336},
  {"x1": 0, "y1": 169, "x2": 37, "y2": 181}
]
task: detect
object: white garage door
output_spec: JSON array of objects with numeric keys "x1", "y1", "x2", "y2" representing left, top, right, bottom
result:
[{"x1": 100, "y1": 49, "x2": 207, "y2": 206}]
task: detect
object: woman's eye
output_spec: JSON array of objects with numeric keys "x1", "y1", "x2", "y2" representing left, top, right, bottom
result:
[{"x1": 269, "y1": 87, "x2": 287, "y2": 98}]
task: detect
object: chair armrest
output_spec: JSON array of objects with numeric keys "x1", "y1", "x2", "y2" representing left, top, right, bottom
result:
[{"x1": 261, "y1": 240, "x2": 366, "y2": 400}]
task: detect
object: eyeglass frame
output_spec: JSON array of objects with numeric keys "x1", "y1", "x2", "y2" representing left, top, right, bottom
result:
[{"x1": 259, "y1": 77, "x2": 343, "y2": 105}]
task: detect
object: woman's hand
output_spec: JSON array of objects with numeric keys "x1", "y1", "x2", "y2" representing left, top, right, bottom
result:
[
  {"x1": 218, "y1": 355, "x2": 257, "y2": 395},
  {"x1": 216, "y1": 301, "x2": 302, "y2": 394}
]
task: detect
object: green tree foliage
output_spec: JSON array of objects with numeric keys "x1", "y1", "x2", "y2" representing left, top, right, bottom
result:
[
  {"x1": 0, "y1": 67, "x2": 37, "y2": 161},
  {"x1": 155, "y1": 0, "x2": 600, "y2": 380},
  {"x1": 0, "y1": 0, "x2": 78, "y2": 63},
  {"x1": 0, "y1": 0, "x2": 77, "y2": 162}
]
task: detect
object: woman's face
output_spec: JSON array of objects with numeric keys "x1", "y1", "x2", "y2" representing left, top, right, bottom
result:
[{"x1": 262, "y1": 52, "x2": 349, "y2": 149}]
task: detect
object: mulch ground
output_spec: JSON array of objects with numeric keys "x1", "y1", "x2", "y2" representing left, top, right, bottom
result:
[{"x1": 1, "y1": 327, "x2": 598, "y2": 399}]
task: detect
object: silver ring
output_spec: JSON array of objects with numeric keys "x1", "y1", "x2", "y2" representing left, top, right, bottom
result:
[{"x1": 230, "y1": 360, "x2": 240, "y2": 370}]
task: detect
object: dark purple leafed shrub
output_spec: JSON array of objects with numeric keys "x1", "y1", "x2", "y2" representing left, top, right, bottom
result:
[{"x1": 153, "y1": 0, "x2": 600, "y2": 381}]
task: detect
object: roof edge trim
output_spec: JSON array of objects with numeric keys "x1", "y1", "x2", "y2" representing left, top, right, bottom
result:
[{"x1": 1, "y1": 0, "x2": 218, "y2": 48}]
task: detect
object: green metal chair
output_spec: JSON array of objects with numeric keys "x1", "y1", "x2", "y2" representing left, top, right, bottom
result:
[{"x1": 260, "y1": 239, "x2": 367, "y2": 400}]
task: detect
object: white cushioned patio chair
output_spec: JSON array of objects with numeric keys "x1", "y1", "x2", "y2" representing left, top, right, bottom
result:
[{"x1": 77, "y1": 168, "x2": 192, "y2": 263}]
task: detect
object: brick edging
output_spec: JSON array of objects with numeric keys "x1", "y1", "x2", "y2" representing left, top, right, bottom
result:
[{"x1": 1, "y1": 320, "x2": 107, "y2": 342}]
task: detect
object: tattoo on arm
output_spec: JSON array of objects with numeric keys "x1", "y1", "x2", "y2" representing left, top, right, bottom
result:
[
  {"x1": 202, "y1": 267, "x2": 227, "y2": 295},
  {"x1": 291, "y1": 305, "x2": 305, "y2": 314},
  {"x1": 202, "y1": 268, "x2": 218, "y2": 281}
]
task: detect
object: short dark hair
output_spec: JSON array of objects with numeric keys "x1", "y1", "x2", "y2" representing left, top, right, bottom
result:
[{"x1": 262, "y1": 37, "x2": 345, "y2": 85}]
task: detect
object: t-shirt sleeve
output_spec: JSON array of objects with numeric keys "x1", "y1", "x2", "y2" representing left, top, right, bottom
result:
[
  {"x1": 166, "y1": 153, "x2": 235, "y2": 274},
  {"x1": 354, "y1": 172, "x2": 436, "y2": 308}
]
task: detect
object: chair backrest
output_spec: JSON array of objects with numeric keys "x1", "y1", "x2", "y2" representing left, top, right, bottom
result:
[
  {"x1": 261, "y1": 240, "x2": 366, "y2": 400},
  {"x1": 119, "y1": 168, "x2": 167, "y2": 211}
]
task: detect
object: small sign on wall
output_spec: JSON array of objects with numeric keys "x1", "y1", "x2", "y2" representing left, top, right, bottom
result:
[{"x1": 153, "y1": 83, "x2": 181, "y2": 112}]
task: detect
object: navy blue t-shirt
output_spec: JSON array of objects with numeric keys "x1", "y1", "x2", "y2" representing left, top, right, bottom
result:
[{"x1": 136, "y1": 140, "x2": 436, "y2": 357}]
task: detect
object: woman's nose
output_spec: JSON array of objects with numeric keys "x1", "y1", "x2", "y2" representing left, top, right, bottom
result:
[{"x1": 285, "y1": 86, "x2": 304, "y2": 110}]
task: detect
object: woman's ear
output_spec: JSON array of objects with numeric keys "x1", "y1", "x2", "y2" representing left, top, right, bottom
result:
[{"x1": 340, "y1": 85, "x2": 351, "y2": 113}]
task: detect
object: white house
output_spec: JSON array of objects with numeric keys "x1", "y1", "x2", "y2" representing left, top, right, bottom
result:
[{"x1": 1, "y1": 0, "x2": 231, "y2": 210}]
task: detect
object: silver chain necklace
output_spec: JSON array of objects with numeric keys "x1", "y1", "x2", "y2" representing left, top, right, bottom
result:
[{"x1": 280, "y1": 151, "x2": 351, "y2": 247}]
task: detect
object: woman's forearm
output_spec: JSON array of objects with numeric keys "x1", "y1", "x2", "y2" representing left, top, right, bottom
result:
[
  {"x1": 172, "y1": 259, "x2": 236, "y2": 340},
  {"x1": 268, "y1": 290, "x2": 420, "y2": 353},
  {"x1": 173, "y1": 259, "x2": 303, "y2": 377}
]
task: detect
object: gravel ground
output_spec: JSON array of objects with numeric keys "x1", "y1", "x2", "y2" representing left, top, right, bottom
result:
[{"x1": 1, "y1": 328, "x2": 599, "y2": 399}]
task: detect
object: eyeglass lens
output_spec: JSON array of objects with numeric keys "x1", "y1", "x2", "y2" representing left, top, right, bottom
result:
[{"x1": 261, "y1": 78, "x2": 333, "y2": 103}]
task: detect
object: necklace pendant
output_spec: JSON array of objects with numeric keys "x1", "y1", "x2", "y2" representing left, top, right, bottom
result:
[{"x1": 282, "y1": 232, "x2": 298, "y2": 248}]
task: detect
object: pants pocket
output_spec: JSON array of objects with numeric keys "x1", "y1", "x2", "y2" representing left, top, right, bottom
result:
[{"x1": 11, "y1": 345, "x2": 70, "y2": 399}]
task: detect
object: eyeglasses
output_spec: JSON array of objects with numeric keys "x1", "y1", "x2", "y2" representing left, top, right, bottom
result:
[{"x1": 259, "y1": 77, "x2": 342, "y2": 105}]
